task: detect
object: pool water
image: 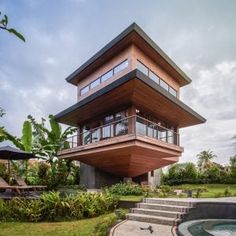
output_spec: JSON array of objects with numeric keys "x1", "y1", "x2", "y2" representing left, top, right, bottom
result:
[
  {"x1": 179, "y1": 219, "x2": 236, "y2": 236},
  {"x1": 206, "y1": 222, "x2": 236, "y2": 236}
]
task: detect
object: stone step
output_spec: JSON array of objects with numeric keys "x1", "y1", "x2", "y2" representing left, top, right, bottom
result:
[
  {"x1": 131, "y1": 208, "x2": 185, "y2": 219},
  {"x1": 144, "y1": 198, "x2": 195, "y2": 207},
  {"x1": 137, "y1": 203, "x2": 191, "y2": 212},
  {"x1": 126, "y1": 213, "x2": 181, "y2": 226}
]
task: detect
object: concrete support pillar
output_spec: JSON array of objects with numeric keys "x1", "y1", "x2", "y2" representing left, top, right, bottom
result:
[
  {"x1": 123, "y1": 177, "x2": 132, "y2": 183},
  {"x1": 80, "y1": 163, "x2": 123, "y2": 189}
]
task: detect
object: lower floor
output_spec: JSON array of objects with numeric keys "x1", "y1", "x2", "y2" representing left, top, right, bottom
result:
[{"x1": 80, "y1": 162, "x2": 162, "y2": 189}]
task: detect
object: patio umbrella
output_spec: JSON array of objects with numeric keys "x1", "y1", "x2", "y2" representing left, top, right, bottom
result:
[{"x1": 0, "y1": 146, "x2": 36, "y2": 174}]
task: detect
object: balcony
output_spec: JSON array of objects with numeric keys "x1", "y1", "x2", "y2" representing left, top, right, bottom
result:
[
  {"x1": 59, "y1": 115, "x2": 182, "y2": 177},
  {"x1": 64, "y1": 115, "x2": 179, "y2": 149}
]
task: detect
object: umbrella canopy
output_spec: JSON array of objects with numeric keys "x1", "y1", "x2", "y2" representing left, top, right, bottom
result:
[{"x1": 0, "y1": 146, "x2": 36, "y2": 160}]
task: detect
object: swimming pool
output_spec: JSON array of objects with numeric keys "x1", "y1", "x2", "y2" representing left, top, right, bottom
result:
[{"x1": 178, "y1": 219, "x2": 236, "y2": 236}]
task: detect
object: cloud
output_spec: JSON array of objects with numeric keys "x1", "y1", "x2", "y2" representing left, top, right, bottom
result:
[{"x1": 0, "y1": 0, "x2": 236, "y2": 166}]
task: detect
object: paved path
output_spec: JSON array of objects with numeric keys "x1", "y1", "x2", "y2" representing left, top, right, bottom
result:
[{"x1": 110, "y1": 220, "x2": 174, "y2": 236}]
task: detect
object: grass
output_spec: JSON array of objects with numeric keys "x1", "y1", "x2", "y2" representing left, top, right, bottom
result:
[
  {"x1": 119, "y1": 184, "x2": 236, "y2": 201},
  {"x1": 172, "y1": 184, "x2": 236, "y2": 198},
  {"x1": 0, "y1": 213, "x2": 116, "y2": 236},
  {"x1": 119, "y1": 195, "x2": 144, "y2": 202}
]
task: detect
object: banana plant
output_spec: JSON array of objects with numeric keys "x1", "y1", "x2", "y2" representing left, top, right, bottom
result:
[
  {"x1": 28, "y1": 115, "x2": 77, "y2": 169},
  {"x1": 1, "y1": 120, "x2": 33, "y2": 176}
]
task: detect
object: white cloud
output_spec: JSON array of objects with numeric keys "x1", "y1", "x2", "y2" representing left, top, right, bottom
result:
[
  {"x1": 0, "y1": 0, "x2": 236, "y2": 166},
  {"x1": 215, "y1": 61, "x2": 236, "y2": 75}
]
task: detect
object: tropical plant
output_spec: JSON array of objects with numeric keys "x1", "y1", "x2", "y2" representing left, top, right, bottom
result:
[
  {"x1": 233, "y1": 135, "x2": 236, "y2": 152},
  {"x1": 0, "y1": 191, "x2": 118, "y2": 222},
  {"x1": 28, "y1": 115, "x2": 76, "y2": 167},
  {"x1": 230, "y1": 155, "x2": 236, "y2": 169},
  {"x1": 202, "y1": 165, "x2": 221, "y2": 183},
  {"x1": 0, "y1": 11, "x2": 25, "y2": 41},
  {"x1": 163, "y1": 163, "x2": 198, "y2": 185},
  {"x1": 0, "y1": 107, "x2": 5, "y2": 117},
  {"x1": 197, "y1": 150, "x2": 216, "y2": 171},
  {"x1": 1, "y1": 120, "x2": 33, "y2": 176},
  {"x1": 106, "y1": 183, "x2": 144, "y2": 196},
  {"x1": 0, "y1": 107, "x2": 6, "y2": 142}
]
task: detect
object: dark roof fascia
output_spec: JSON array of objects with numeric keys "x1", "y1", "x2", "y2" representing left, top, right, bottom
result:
[
  {"x1": 65, "y1": 23, "x2": 136, "y2": 84},
  {"x1": 55, "y1": 69, "x2": 206, "y2": 125},
  {"x1": 66, "y1": 23, "x2": 191, "y2": 86}
]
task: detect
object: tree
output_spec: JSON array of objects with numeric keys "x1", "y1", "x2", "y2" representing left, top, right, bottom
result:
[
  {"x1": 0, "y1": 107, "x2": 6, "y2": 142},
  {"x1": 202, "y1": 165, "x2": 221, "y2": 183},
  {"x1": 0, "y1": 11, "x2": 25, "y2": 42},
  {"x1": 229, "y1": 155, "x2": 236, "y2": 182},
  {"x1": 27, "y1": 115, "x2": 77, "y2": 187},
  {"x1": 230, "y1": 155, "x2": 236, "y2": 169},
  {"x1": 1, "y1": 120, "x2": 33, "y2": 176},
  {"x1": 0, "y1": 107, "x2": 5, "y2": 117},
  {"x1": 197, "y1": 150, "x2": 216, "y2": 171},
  {"x1": 2, "y1": 120, "x2": 33, "y2": 152},
  {"x1": 163, "y1": 162, "x2": 198, "y2": 185},
  {"x1": 28, "y1": 114, "x2": 77, "y2": 167},
  {"x1": 233, "y1": 135, "x2": 236, "y2": 153}
]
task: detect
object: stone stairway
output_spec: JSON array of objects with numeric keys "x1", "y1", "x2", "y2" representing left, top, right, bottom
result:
[{"x1": 126, "y1": 198, "x2": 196, "y2": 226}]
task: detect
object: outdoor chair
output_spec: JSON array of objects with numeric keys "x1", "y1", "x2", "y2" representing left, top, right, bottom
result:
[
  {"x1": 0, "y1": 177, "x2": 33, "y2": 195},
  {"x1": 15, "y1": 176, "x2": 47, "y2": 191}
]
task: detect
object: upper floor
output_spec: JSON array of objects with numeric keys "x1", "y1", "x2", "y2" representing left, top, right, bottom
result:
[
  {"x1": 55, "y1": 23, "x2": 205, "y2": 129},
  {"x1": 77, "y1": 44, "x2": 180, "y2": 101},
  {"x1": 65, "y1": 23, "x2": 191, "y2": 102}
]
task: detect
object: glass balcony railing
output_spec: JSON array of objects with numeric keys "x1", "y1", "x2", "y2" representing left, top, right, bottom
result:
[{"x1": 64, "y1": 115, "x2": 179, "y2": 149}]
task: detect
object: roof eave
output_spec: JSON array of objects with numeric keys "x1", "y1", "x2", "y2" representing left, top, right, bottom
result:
[{"x1": 65, "y1": 23, "x2": 191, "y2": 86}]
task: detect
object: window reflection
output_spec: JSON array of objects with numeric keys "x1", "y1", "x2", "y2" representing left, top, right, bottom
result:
[
  {"x1": 90, "y1": 78, "x2": 100, "y2": 89},
  {"x1": 149, "y1": 70, "x2": 160, "y2": 84},
  {"x1": 169, "y1": 87, "x2": 177, "y2": 97},
  {"x1": 136, "y1": 60, "x2": 177, "y2": 97},
  {"x1": 114, "y1": 111, "x2": 128, "y2": 136},
  {"x1": 137, "y1": 60, "x2": 149, "y2": 75},
  {"x1": 80, "y1": 110, "x2": 177, "y2": 146},
  {"x1": 114, "y1": 60, "x2": 128, "y2": 74},
  {"x1": 80, "y1": 59, "x2": 129, "y2": 96},
  {"x1": 101, "y1": 70, "x2": 113, "y2": 82},
  {"x1": 160, "y1": 79, "x2": 169, "y2": 91},
  {"x1": 80, "y1": 85, "x2": 89, "y2": 95}
]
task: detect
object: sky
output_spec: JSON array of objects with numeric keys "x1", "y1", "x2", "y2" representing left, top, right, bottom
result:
[{"x1": 0, "y1": 0, "x2": 235, "y2": 165}]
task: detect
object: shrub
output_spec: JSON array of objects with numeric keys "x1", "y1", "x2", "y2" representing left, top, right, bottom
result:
[
  {"x1": 0, "y1": 191, "x2": 118, "y2": 222},
  {"x1": 93, "y1": 214, "x2": 117, "y2": 236},
  {"x1": 106, "y1": 183, "x2": 144, "y2": 196},
  {"x1": 163, "y1": 163, "x2": 198, "y2": 185},
  {"x1": 202, "y1": 165, "x2": 221, "y2": 183},
  {"x1": 224, "y1": 187, "x2": 232, "y2": 197},
  {"x1": 114, "y1": 209, "x2": 127, "y2": 220},
  {"x1": 0, "y1": 163, "x2": 9, "y2": 182},
  {"x1": 37, "y1": 162, "x2": 50, "y2": 185},
  {"x1": 0, "y1": 199, "x2": 10, "y2": 221}
]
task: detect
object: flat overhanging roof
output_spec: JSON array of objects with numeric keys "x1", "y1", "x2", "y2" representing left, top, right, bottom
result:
[
  {"x1": 66, "y1": 23, "x2": 192, "y2": 87},
  {"x1": 55, "y1": 69, "x2": 206, "y2": 128}
]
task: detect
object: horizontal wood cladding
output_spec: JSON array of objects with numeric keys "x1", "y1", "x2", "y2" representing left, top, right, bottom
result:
[
  {"x1": 55, "y1": 70, "x2": 206, "y2": 128},
  {"x1": 67, "y1": 23, "x2": 191, "y2": 87},
  {"x1": 58, "y1": 134, "x2": 182, "y2": 177}
]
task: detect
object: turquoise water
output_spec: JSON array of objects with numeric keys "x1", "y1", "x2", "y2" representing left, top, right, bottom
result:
[
  {"x1": 188, "y1": 221, "x2": 236, "y2": 236},
  {"x1": 207, "y1": 223, "x2": 236, "y2": 236}
]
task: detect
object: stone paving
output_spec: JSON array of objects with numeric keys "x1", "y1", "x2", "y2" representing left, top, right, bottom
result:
[
  {"x1": 110, "y1": 197, "x2": 236, "y2": 236},
  {"x1": 111, "y1": 220, "x2": 174, "y2": 236}
]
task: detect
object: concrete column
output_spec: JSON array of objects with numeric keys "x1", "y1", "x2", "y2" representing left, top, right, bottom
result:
[{"x1": 148, "y1": 168, "x2": 162, "y2": 188}]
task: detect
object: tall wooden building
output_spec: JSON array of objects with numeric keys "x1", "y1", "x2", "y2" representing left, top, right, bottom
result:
[{"x1": 55, "y1": 23, "x2": 206, "y2": 188}]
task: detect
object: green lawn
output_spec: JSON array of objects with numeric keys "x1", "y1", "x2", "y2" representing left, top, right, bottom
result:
[
  {"x1": 0, "y1": 213, "x2": 116, "y2": 236},
  {"x1": 119, "y1": 184, "x2": 236, "y2": 201},
  {"x1": 172, "y1": 184, "x2": 236, "y2": 198}
]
